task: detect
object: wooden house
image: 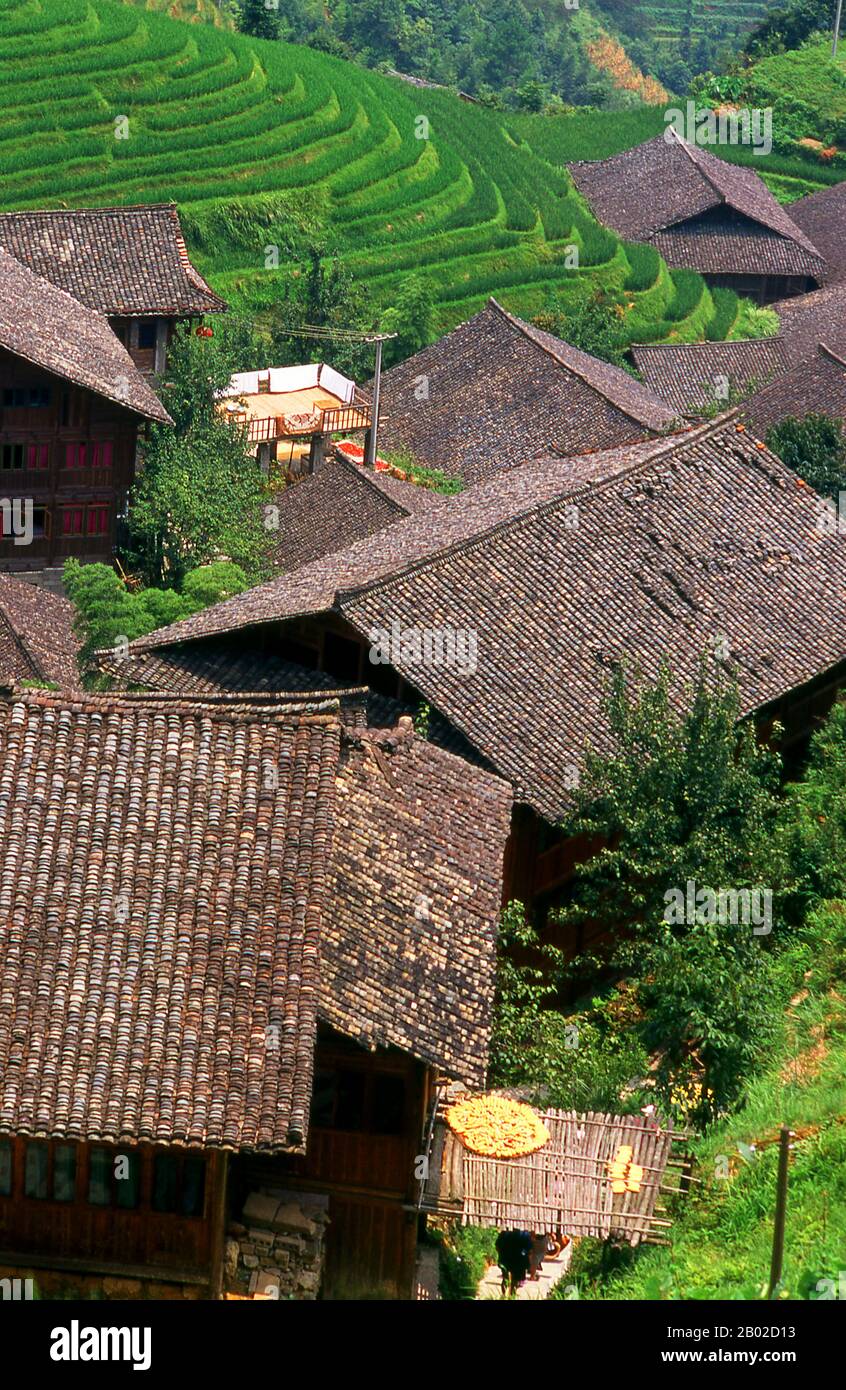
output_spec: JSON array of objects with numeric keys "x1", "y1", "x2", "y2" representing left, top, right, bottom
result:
[
  {"x1": 0, "y1": 687, "x2": 512, "y2": 1300},
  {"x1": 631, "y1": 335, "x2": 846, "y2": 439},
  {"x1": 569, "y1": 132, "x2": 826, "y2": 305},
  {"x1": 0, "y1": 247, "x2": 171, "y2": 573},
  {"x1": 0, "y1": 204, "x2": 226, "y2": 377},
  {"x1": 366, "y1": 297, "x2": 679, "y2": 487},
  {"x1": 115, "y1": 416, "x2": 846, "y2": 939}
]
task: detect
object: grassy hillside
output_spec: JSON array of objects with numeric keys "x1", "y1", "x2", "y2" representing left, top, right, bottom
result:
[{"x1": 0, "y1": 0, "x2": 763, "y2": 343}]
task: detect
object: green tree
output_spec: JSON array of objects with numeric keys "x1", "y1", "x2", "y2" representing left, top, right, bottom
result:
[
  {"x1": 123, "y1": 325, "x2": 271, "y2": 588},
  {"x1": 766, "y1": 413, "x2": 846, "y2": 500},
  {"x1": 552, "y1": 659, "x2": 785, "y2": 1118},
  {"x1": 237, "y1": 0, "x2": 281, "y2": 41},
  {"x1": 382, "y1": 274, "x2": 435, "y2": 366},
  {"x1": 532, "y1": 290, "x2": 629, "y2": 370},
  {"x1": 269, "y1": 241, "x2": 373, "y2": 379}
]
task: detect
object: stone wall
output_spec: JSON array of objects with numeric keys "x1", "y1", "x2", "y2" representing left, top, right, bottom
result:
[{"x1": 224, "y1": 1188, "x2": 329, "y2": 1300}]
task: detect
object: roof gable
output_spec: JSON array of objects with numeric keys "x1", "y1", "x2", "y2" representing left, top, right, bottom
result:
[
  {"x1": 0, "y1": 577, "x2": 80, "y2": 691},
  {"x1": 0, "y1": 246, "x2": 171, "y2": 422},
  {"x1": 372, "y1": 299, "x2": 678, "y2": 484},
  {"x1": 0, "y1": 204, "x2": 226, "y2": 318},
  {"x1": 569, "y1": 134, "x2": 825, "y2": 277}
]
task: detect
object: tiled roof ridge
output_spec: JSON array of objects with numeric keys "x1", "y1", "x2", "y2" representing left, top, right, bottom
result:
[
  {"x1": 0, "y1": 612, "x2": 41, "y2": 684},
  {"x1": 671, "y1": 131, "x2": 822, "y2": 258},
  {"x1": 487, "y1": 297, "x2": 675, "y2": 432},
  {"x1": 819, "y1": 341, "x2": 846, "y2": 369},
  {"x1": 0, "y1": 684, "x2": 344, "y2": 723},
  {"x1": 0, "y1": 201, "x2": 181, "y2": 217},
  {"x1": 335, "y1": 414, "x2": 737, "y2": 605},
  {"x1": 333, "y1": 451, "x2": 410, "y2": 517},
  {"x1": 631, "y1": 333, "x2": 788, "y2": 355},
  {"x1": 667, "y1": 126, "x2": 727, "y2": 214}
]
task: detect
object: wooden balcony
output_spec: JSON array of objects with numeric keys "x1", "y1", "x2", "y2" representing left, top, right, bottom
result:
[{"x1": 243, "y1": 402, "x2": 371, "y2": 444}]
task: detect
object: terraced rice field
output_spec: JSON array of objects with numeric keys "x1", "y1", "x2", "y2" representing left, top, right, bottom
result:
[
  {"x1": 0, "y1": 0, "x2": 767, "y2": 342},
  {"x1": 639, "y1": 0, "x2": 780, "y2": 55}
]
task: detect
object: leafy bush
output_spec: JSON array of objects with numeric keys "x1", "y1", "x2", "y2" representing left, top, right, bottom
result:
[{"x1": 766, "y1": 413, "x2": 846, "y2": 500}]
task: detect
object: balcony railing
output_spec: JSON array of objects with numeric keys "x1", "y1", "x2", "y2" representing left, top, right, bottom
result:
[{"x1": 242, "y1": 402, "x2": 371, "y2": 444}]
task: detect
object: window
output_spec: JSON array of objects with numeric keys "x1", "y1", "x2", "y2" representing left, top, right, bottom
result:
[
  {"x1": 24, "y1": 1143, "x2": 49, "y2": 1200},
  {"x1": 64, "y1": 442, "x2": 86, "y2": 470},
  {"x1": 310, "y1": 1062, "x2": 407, "y2": 1136},
  {"x1": 91, "y1": 440, "x2": 113, "y2": 469},
  {"x1": 371, "y1": 1074, "x2": 406, "y2": 1136},
  {"x1": 2, "y1": 385, "x2": 50, "y2": 407},
  {"x1": 138, "y1": 320, "x2": 157, "y2": 350},
  {"x1": 87, "y1": 505, "x2": 110, "y2": 537},
  {"x1": 31, "y1": 507, "x2": 49, "y2": 539},
  {"x1": 27, "y1": 443, "x2": 48, "y2": 470},
  {"x1": 87, "y1": 1147, "x2": 111, "y2": 1206},
  {"x1": 323, "y1": 632, "x2": 362, "y2": 682},
  {"x1": 87, "y1": 1147, "x2": 141, "y2": 1209},
  {"x1": 1, "y1": 443, "x2": 25, "y2": 470},
  {"x1": 152, "y1": 1153, "x2": 205, "y2": 1218},
  {"x1": 61, "y1": 506, "x2": 84, "y2": 537},
  {"x1": 0, "y1": 1140, "x2": 12, "y2": 1197}
]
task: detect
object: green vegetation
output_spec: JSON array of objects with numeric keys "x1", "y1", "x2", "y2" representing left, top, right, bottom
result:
[
  {"x1": 0, "y1": 0, "x2": 770, "y2": 346},
  {"x1": 557, "y1": 897, "x2": 846, "y2": 1300},
  {"x1": 487, "y1": 662, "x2": 846, "y2": 1301},
  {"x1": 767, "y1": 413, "x2": 846, "y2": 499},
  {"x1": 123, "y1": 323, "x2": 272, "y2": 588},
  {"x1": 64, "y1": 558, "x2": 250, "y2": 676}
]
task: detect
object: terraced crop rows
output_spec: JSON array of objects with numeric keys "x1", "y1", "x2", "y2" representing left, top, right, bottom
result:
[
  {"x1": 637, "y1": 0, "x2": 780, "y2": 51},
  {"x1": 0, "y1": 0, "x2": 750, "y2": 343}
]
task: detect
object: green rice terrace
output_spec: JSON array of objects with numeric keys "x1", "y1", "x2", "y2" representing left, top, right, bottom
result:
[
  {"x1": 636, "y1": 0, "x2": 781, "y2": 55},
  {"x1": 0, "y1": 0, "x2": 837, "y2": 344}
]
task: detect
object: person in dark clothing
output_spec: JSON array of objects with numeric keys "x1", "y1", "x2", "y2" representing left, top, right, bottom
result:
[{"x1": 495, "y1": 1228, "x2": 533, "y2": 1295}]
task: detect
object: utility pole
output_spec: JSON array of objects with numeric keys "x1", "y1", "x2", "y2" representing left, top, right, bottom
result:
[
  {"x1": 277, "y1": 323, "x2": 397, "y2": 470},
  {"x1": 766, "y1": 1127, "x2": 792, "y2": 1300},
  {"x1": 834, "y1": 0, "x2": 844, "y2": 58},
  {"x1": 365, "y1": 336, "x2": 384, "y2": 469}
]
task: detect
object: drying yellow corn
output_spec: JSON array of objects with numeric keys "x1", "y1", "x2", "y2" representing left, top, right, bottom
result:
[{"x1": 445, "y1": 1095, "x2": 550, "y2": 1158}]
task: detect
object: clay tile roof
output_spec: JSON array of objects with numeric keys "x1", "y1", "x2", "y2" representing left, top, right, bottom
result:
[
  {"x1": 788, "y1": 180, "x2": 846, "y2": 284},
  {"x1": 128, "y1": 446, "x2": 672, "y2": 654},
  {"x1": 739, "y1": 343, "x2": 846, "y2": 438},
  {"x1": 323, "y1": 725, "x2": 512, "y2": 1087},
  {"x1": 0, "y1": 247, "x2": 171, "y2": 423},
  {"x1": 275, "y1": 453, "x2": 446, "y2": 571},
  {"x1": 0, "y1": 204, "x2": 226, "y2": 317},
  {"x1": 0, "y1": 688, "x2": 341, "y2": 1152},
  {"x1": 773, "y1": 282, "x2": 846, "y2": 360},
  {"x1": 631, "y1": 337, "x2": 791, "y2": 415},
  {"x1": 0, "y1": 577, "x2": 81, "y2": 691},
  {"x1": 569, "y1": 134, "x2": 826, "y2": 282},
  {"x1": 369, "y1": 298, "x2": 679, "y2": 485},
  {"x1": 129, "y1": 418, "x2": 846, "y2": 822}
]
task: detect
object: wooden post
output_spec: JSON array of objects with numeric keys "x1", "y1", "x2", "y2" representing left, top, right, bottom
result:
[
  {"x1": 365, "y1": 338, "x2": 383, "y2": 468},
  {"x1": 834, "y1": 0, "x2": 844, "y2": 58},
  {"x1": 209, "y1": 1150, "x2": 229, "y2": 1301},
  {"x1": 766, "y1": 1127, "x2": 791, "y2": 1300}
]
